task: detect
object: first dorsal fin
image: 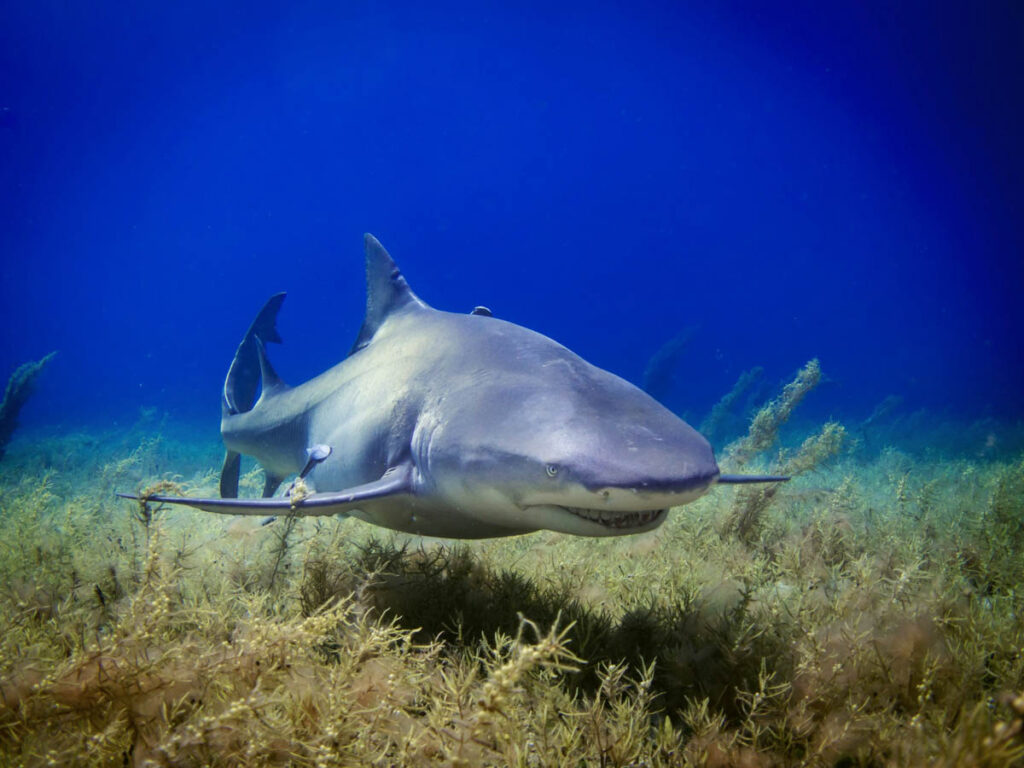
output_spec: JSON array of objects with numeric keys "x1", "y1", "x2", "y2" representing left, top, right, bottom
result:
[{"x1": 350, "y1": 234, "x2": 429, "y2": 354}]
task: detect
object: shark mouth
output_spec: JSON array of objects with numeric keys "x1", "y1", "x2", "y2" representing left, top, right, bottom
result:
[{"x1": 562, "y1": 506, "x2": 667, "y2": 529}]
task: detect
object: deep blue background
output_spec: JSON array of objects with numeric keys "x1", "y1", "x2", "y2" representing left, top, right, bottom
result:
[{"x1": 2, "y1": 1, "x2": 1022, "y2": 433}]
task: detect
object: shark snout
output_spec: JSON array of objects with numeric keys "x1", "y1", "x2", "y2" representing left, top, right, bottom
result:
[
  {"x1": 559, "y1": 424, "x2": 721, "y2": 510},
  {"x1": 589, "y1": 466, "x2": 720, "y2": 510},
  {"x1": 599, "y1": 471, "x2": 719, "y2": 500}
]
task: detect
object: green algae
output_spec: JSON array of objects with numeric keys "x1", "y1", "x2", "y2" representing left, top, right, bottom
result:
[
  {"x1": 0, "y1": 400, "x2": 1022, "y2": 765},
  {"x1": 699, "y1": 365, "x2": 764, "y2": 446}
]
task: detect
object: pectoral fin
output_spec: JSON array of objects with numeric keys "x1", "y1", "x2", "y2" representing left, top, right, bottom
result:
[{"x1": 119, "y1": 465, "x2": 413, "y2": 517}]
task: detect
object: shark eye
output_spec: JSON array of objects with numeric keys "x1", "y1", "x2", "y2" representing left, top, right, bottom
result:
[{"x1": 545, "y1": 464, "x2": 559, "y2": 477}]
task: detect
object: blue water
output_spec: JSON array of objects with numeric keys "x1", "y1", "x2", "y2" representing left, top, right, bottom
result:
[{"x1": 2, "y1": 1, "x2": 1022, "y2": 436}]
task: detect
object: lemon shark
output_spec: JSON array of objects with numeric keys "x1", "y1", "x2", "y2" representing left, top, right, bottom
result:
[{"x1": 121, "y1": 235, "x2": 785, "y2": 538}]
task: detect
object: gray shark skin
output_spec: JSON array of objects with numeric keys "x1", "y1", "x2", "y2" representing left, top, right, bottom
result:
[{"x1": 120, "y1": 235, "x2": 786, "y2": 539}]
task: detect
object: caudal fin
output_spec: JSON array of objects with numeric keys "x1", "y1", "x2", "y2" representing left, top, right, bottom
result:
[{"x1": 222, "y1": 293, "x2": 286, "y2": 416}]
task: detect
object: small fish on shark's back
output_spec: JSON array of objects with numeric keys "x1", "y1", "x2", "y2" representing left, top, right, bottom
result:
[{"x1": 119, "y1": 235, "x2": 785, "y2": 538}]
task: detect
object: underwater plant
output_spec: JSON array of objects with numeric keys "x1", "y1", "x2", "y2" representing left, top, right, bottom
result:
[
  {"x1": 0, "y1": 351, "x2": 56, "y2": 462},
  {"x1": 642, "y1": 325, "x2": 699, "y2": 403},
  {"x1": 699, "y1": 365, "x2": 764, "y2": 445},
  {"x1": 0, "y1": 398, "x2": 1023, "y2": 765},
  {"x1": 718, "y1": 360, "x2": 847, "y2": 546},
  {"x1": 726, "y1": 358, "x2": 822, "y2": 468}
]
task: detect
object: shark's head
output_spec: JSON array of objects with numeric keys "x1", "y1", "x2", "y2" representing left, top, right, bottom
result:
[{"x1": 420, "y1": 339, "x2": 720, "y2": 537}]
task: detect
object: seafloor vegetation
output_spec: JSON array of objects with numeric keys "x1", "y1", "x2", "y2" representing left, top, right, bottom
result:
[{"x1": 0, "y1": 364, "x2": 1023, "y2": 766}]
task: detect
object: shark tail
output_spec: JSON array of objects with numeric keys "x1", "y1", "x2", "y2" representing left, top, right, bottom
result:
[
  {"x1": 222, "y1": 293, "x2": 287, "y2": 416},
  {"x1": 220, "y1": 293, "x2": 287, "y2": 498}
]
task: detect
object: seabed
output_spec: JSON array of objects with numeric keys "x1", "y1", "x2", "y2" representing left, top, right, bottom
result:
[{"x1": 0, "y1": 370, "x2": 1022, "y2": 766}]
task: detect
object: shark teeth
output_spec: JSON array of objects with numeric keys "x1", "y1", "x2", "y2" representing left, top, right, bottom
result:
[{"x1": 564, "y1": 507, "x2": 666, "y2": 529}]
